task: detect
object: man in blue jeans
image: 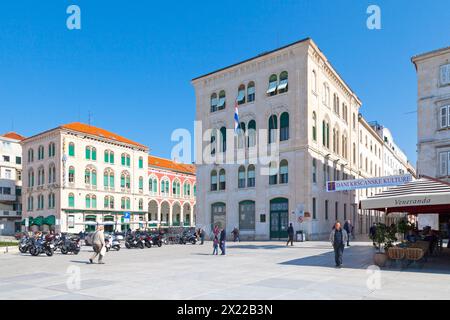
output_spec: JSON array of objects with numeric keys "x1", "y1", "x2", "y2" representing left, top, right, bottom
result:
[
  {"x1": 329, "y1": 221, "x2": 348, "y2": 268},
  {"x1": 219, "y1": 228, "x2": 226, "y2": 255}
]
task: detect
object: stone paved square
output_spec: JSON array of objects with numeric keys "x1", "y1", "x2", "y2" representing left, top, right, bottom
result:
[{"x1": 1, "y1": 239, "x2": 449, "y2": 300}]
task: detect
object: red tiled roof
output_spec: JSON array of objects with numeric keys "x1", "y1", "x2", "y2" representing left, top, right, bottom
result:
[
  {"x1": 1, "y1": 132, "x2": 26, "y2": 141},
  {"x1": 148, "y1": 155, "x2": 196, "y2": 175},
  {"x1": 60, "y1": 122, "x2": 147, "y2": 149}
]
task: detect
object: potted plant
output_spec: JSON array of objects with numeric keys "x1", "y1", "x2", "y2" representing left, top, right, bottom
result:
[
  {"x1": 397, "y1": 219, "x2": 414, "y2": 241},
  {"x1": 373, "y1": 223, "x2": 389, "y2": 267}
]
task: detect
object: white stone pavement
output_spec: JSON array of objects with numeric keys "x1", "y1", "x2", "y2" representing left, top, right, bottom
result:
[{"x1": 0, "y1": 239, "x2": 449, "y2": 300}]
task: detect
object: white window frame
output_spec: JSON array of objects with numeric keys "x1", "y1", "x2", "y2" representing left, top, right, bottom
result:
[{"x1": 440, "y1": 105, "x2": 449, "y2": 129}]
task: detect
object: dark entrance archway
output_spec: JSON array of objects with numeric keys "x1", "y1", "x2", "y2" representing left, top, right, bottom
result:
[{"x1": 270, "y1": 198, "x2": 289, "y2": 239}]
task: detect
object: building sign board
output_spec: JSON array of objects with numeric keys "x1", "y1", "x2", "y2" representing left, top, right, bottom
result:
[{"x1": 327, "y1": 174, "x2": 412, "y2": 192}]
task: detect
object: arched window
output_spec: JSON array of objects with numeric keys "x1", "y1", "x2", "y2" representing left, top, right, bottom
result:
[
  {"x1": 323, "y1": 83, "x2": 330, "y2": 106},
  {"x1": 68, "y1": 166, "x2": 75, "y2": 184},
  {"x1": 193, "y1": 184, "x2": 196, "y2": 196},
  {"x1": 85, "y1": 146, "x2": 97, "y2": 161},
  {"x1": 352, "y1": 113, "x2": 356, "y2": 130},
  {"x1": 149, "y1": 177, "x2": 158, "y2": 194},
  {"x1": 210, "y1": 93, "x2": 218, "y2": 113},
  {"x1": 247, "y1": 81, "x2": 255, "y2": 102},
  {"x1": 85, "y1": 167, "x2": 97, "y2": 187},
  {"x1": 237, "y1": 84, "x2": 246, "y2": 105},
  {"x1": 238, "y1": 122, "x2": 246, "y2": 149},
  {"x1": 48, "y1": 142, "x2": 56, "y2": 158},
  {"x1": 280, "y1": 112, "x2": 289, "y2": 141},
  {"x1": 312, "y1": 70, "x2": 317, "y2": 92},
  {"x1": 38, "y1": 145, "x2": 44, "y2": 160},
  {"x1": 139, "y1": 176, "x2": 144, "y2": 192},
  {"x1": 353, "y1": 143, "x2": 356, "y2": 164},
  {"x1": 247, "y1": 165, "x2": 255, "y2": 187},
  {"x1": 67, "y1": 143, "x2": 75, "y2": 157},
  {"x1": 172, "y1": 180, "x2": 181, "y2": 197},
  {"x1": 210, "y1": 129, "x2": 217, "y2": 155},
  {"x1": 139, "y1": 199, "x2": 144, "y2": 211},
  {"x1": 48, "y1": 193, "x2": 55, "y2": 209},
  {"x1": 267, "y1": 74, "x2": 278, "y2": 96},
  {"x1": 104, "y1": 196, "x2": 115, "y2": 209},
  {"x1": 161, "y1": 179, "x2": 170, "y2": 195},
  {"x1": 120, "y1": 171, "x2": 131, "y2": 190},
  {"x1": 104, "y1": 150, "x2": 114, "y2": 164},
  {"x1": 210, "y1": 170, "x2": 218, "y2": 191},
  {"x1": 121, "y1": 153, "x2": 131, "y2": 167},
  {"x1": 268, "y1": 115, "x2": 278, "y2": 144},
  {"x1": 48, "y1": 164, "x2": 56, "y2": 184},
  {"x1": 218, "y1": 90, "x2": 226, "y2": 110},
  {"x1": 104, "y1": 168, "x2": 115, "y2": 189},
  {"x1": 312, "y1": 112, "x2": 317, "y2": 141},
  {"x1": 37, "y1": 167, "x2": 45, "y2": 186},
  {"x1": 220, "y1": 127, "x2": 226, "y2": 152},
  {"x1": 248, "y1": 120, "x2": 256, "y2": 148},
  {"x1": 280, "y1": 160, "x2": 288, "y2": 184},
  {"x1": 278, "y1": 71, "x2": 288, "y2": 93},
  {"x1": 28, "y1": 149, "x2": 34, "y2": 163},
  {"x1": 183, "y1": 182, "x2": 191, "y2": 197},
  {"x1": 138, "y1": 157, "x2": 144, "y2": 169},
  {"x1": 269, "y1": 161, "x2": 278, "y2": 185},
  {"x1": 238, "y1": 166, "x2": 246, "y2": 189},
  {"x1": 312, "y1": 158, "x2": 317, "y2": 183},
  {"x1": 219, "y1": 169, "x2": 226, "y2": 190},
  {"x1": 68, "y1": 193, "x2": 75, "y2": 208},
  {"x1": 121, "y1": 197, "x2": 131, "y2": 210}
]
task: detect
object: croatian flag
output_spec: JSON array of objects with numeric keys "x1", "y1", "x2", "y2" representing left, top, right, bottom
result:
[{"x1": 234, "y1": 99, "x2": 240, "y2": 134}]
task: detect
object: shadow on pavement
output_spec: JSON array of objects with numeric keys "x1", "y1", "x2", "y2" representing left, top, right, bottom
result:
[{"x1": 279, "y1": 245, "x2": 450, "y2": 275}]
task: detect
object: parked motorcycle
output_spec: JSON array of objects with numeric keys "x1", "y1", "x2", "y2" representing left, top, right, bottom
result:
[
  {"x1": 150, "y1": 233, "x2": 163, "y2": 247},
  {"x1": 178, "y1": 230, "x2": 197, "y2": 245},
  {"x1": 125, "y1": 234, "x2": 145, "y2": 249},
  {"x1": 60, "y1": 235, "x2": 81, "y2": 255},
  {"x1": 29, "y1": 236, "x2": 55, "y2": 256},
  {"x1": 141, "y1": 232, "x2": 153, "y2": 248},
  {"x1": 18, "y1": 235, "x2": 33, "y2": 254}
]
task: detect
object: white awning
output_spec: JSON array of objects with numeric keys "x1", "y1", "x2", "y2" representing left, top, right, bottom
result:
[
  {"x1": 277, "y1": 79, "x2": 288, "y2": 91},
  {"x1": 360, "y1": 177, "x2": 450, "y2": 214},
  {"x1": 266, "y1": 82, "x2": 277, "y2": 94}
]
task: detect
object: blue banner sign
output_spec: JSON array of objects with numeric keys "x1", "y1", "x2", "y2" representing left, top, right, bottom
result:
[{"x1": 327, "y1": 174, "x2": 413, "y2": 192}]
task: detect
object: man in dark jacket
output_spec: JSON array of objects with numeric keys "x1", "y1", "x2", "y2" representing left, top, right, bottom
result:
[
  {"x1": 286, "y1": 223, "x2": 294, "y2": 246},
  {"x1": 369, "y1": 223, "x2": 377, "y2": 246},
  {"x1": 219, "y1": 228, "x2": 226, "y2": 255},
  {"x1": 329, "y1": 221, "x2": 348, "y2": 268},
  {"x1": 343, "y1": 220, "x2": 352, "y2": 246},
  {"x1": 200, "y1": 228, "x2": 205, "y2": 245}
]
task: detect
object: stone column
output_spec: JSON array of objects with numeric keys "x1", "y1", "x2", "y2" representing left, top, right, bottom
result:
[
  {"x1": 180, "y1": 205, "x2": 184, "y2": 227},
  {"x1": 157, "y1": 204, "x2": 161, "y2": 226},
  {"x1": 190, "y1": 205, "x2": 194, "y2": 227},
  {"x1": 169, "y1": 205, "x2": 173, "y2": 226}
]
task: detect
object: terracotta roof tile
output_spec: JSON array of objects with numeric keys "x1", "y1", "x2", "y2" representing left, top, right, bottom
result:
[
  {"x1": 148, "y1": 155, "x2": 196, "y2": 175},
  {"x1": 60, "y1": 122, "x2": 147, "y2": 149},
  {"x1": 1, "y1": 132, "x2": 26, "y2": 141}
]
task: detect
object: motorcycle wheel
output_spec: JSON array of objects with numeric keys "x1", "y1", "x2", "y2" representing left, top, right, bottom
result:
[
  {"x1": 19, "y1": 246, "x2": 27, "y2": 254},
  {"x1": 125, "y1": 242, "x2": 131, "y2": 249},
  {"x1": 30, "y1": 247, "x2": 39, "y2": 256},
  {"x1": 191, "y1": 240, "x2": 197, "y2": 245},
  {"x1": 145, "y1": 242, "x2": 152, "y2": 248},
  {"x1": 61, "y1": 247, "x2": 68, "y2": 255},
  {"x1": 45, "y1": 249, "x2": 54, "y2": 257},
  {"x1": 73, "y1": 249, "x2": 80, "y2": 255},
  {"x1": 139, "y1": 242, "x2": 145, "y2": 249},
  {"x1": 157, "y1": 241, "x2": 162, "y2": 247},
  {"x1": 115, "y1": 246, "x2": 121, "y2": 251}
]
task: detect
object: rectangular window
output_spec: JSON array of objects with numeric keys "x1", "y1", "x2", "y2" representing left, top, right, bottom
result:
[
  {"x1": 139, "y1": 158, "x2": 144, "y2": 169},
  {"x1": 3, "y1": 155, "x2": 10, "y2": 162},
  {"x1": 68, "y1": 215, "x2": 75, "y2": 228},
  {"x1": 86, "y1": 148, "x2": 91, "y2": 160},
  {"x1": 335, "y1": 202, "x2": 339, "y2": 221},
  {"x1": 439, "y1": 152, "x2": 448, "y2": 176},
  {"x1": 312, "y1": 198, "x2": 316, "y2": 220},
  {"x1": 325, "y1": 200, "x2": 329, "y2": 220},
  {"x1": 16, "y1": 157, "x2": 21, "y2": 165},
  {"x1": 440, "y1": 64, "x2": 450, "y2": 86},
  {"x1": 69, "y1": 144, "x2": 75, "y2": 157},
  {"x1": 126, "y1": 157, "x2": 131, "y2": 167},
  {"x1": 440, "y1": 106, "x2": 448, "y2": 129}
]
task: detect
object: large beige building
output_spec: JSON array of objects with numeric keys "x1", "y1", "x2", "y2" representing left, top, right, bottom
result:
[
  {"x1": 21, "y1": 123, "x2": 150, "y2": 233},
  {"x1": 192, "y1": 38, "x2": 415, "y2": 240},
  {"x1": 412, "y1": 46, "x2": 450, "y2": 181}
]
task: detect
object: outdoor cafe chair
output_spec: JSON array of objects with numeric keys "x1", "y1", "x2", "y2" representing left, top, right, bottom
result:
[
  {"x1": 388, "y1": 247, "x2": 406, "y2": 268},
  {"x1": 405, "y1": 248, "x2": 425, "y2": 268}
]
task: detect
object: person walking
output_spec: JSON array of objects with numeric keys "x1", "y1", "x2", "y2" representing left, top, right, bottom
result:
[
  {"x1": 231, "y1": 227, "x2": 240, "y2": 242},
  {"x1": 213, "y1": 225, "x2": 220, "y2": 238},
  {"x1": 329, "y1": 221, "x2": 348, "y2": 268},
  {"x1": 369, "y1": 223, "x2": 377, "y2": 247},
  {"x1": 200, "y1": 228, "x2": 205, "y2": 245},
  {"x1": 286, "y1": 223, "x2": 294, "y2": 246},
  {"x1": 89, "y1": 225, "x2": 106, "y2": 264},
  {"x1": 212, "y1": 235, "x2": 219, "y2": 255},
  {"x1": 219, "y1": 228, "x2": 226, "y2": 255},
  {"x1": 344, "y1": 220, "x2": 352, "y2": 246}
]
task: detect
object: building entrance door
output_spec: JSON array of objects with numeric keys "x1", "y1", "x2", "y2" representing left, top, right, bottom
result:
[
  {"x1": 211, "y1": 202, "x2": 226, "y2": 230},
  {"x1": 270, "y1": 198, "x2": 289, "y2": 239}
]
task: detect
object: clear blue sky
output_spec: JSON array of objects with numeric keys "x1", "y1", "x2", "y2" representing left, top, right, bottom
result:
[{"x1": 0, "y1": 0, "x2": 448, "y2": 166}]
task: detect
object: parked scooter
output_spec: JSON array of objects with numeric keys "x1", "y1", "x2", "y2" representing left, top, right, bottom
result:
[
  {"x1": 150, "y1": 233, "x2": 163, "y2": 247},
  {"x1": 105, "y1": 235, "x2": 121, "y2": 252},
  {"x1": 141, "y1": 232, "x2": 153, "y2": 248},
  {"x1": 125, "y1": 234, "x2": 145, "y2": 249}
]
